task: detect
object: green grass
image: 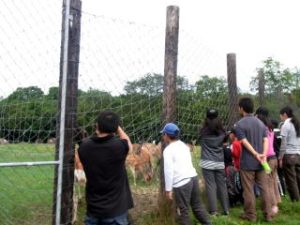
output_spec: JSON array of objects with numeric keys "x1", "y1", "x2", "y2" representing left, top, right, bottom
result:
[
  {"x1": 0, "y1": 143, "x2": 55, "y2": 225},
  {"x1": 135, "y1": 190, "x2": 300, "y2": 225},
  {"x1": 0, "y1": 144, "x2": 300, "y2": 225},
  {"x1": 132, "y1": 150, "x2": 300, "y2": 225}
]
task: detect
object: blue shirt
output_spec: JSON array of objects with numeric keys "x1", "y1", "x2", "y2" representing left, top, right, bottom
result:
[{"x1": 235, "y1": 114, "x2": 267, "y2": 170}]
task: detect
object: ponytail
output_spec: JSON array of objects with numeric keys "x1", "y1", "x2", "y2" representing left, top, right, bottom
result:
[{"x1": 291, "y1": 116, "x2": 300, "y2": 137}]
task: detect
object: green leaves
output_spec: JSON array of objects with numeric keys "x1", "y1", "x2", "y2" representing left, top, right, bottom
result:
[
  {"x1": 0, "y1": 74, "x2": 231, "y2": 144},
  {"x1": 250, "y1": 57, "x2": 296, "y2": 94}
]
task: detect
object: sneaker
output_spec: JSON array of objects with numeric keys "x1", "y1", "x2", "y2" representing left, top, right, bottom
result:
[
  {"x1": 223, "y1": 211, "x2": 229, "y2": 216},
  {"x1": 272, "y1": 205, "x2": 279, "y2": 215},
  {"x1": 239, "y1": 214, "x2": 256, "y2": 222},
  {"x1": 209, "y1": 211, "x2": 218, "y2": 217}
]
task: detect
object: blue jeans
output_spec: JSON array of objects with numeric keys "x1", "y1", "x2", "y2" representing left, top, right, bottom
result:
[{"x1": 84, "y1": 212, "x2": 129, "y2": 225}]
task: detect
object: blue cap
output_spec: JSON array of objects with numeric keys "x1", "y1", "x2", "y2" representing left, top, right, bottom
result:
[{"x1": 160, "y1": 123, "x2": 180, "y2": 136}]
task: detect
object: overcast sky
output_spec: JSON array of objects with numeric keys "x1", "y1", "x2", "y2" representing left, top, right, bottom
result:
[
  {"x1": 1, "y1": 0, "x2": 300, "y2": 97},
  {"x1": 83, "y1": 0, "x2": 300, "y2": 93},
  {"x1": 83, "y1": 0, "x2": 300, "y2": 71}
]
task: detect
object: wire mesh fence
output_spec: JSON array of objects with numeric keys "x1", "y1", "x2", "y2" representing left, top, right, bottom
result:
[
  {"x1": 0, "y1": 1, "x2": 61, "y2": 224},
  {"x1": 1, "y1": 1, "x2": 300, "y2": 225}
]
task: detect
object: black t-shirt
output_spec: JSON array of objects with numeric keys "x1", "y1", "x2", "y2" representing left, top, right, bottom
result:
[{"x1": 78, "y1": 134, "x2": 134, "y2": 218}]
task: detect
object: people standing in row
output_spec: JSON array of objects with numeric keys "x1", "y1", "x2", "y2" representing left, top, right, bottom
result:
[
  {"x1": 235, "y1": 97, "x2": 273, "y2": 222},
  {"x1": 162, "y1": 123, "x2": 212, "y2": 225},
  {"x1": 255, "y1": 106, "x2": 281, "y2": 215},
  {"x1": 279, "y1": 106, "x2": 300, "y2": 202},
  {"x1": 199, "y1": 109, "x2": 229, "y2": 216}
]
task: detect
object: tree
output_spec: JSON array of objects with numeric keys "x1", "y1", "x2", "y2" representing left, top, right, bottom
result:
[
  {"x1": 46, "y1": 87, "x2": 59, "y2": 100},
  {"x1": 249, "y1": 57, "x2": 300, "y2": 117},
  {"x1": 7, "y1": 86, "x2": 44, "y2": 101},
  {"x1": 124, "y1": 73, "x2": 189, "y2": 96},
  {"x1": 176, "y1": 75, "x2": 230, "y2": 141},
  {"x1": 250, "y1": 57, "x2": 294, "y2": 95},
  {"x1": 195, "y1": 75, "x2": 228, "y2": 97}
]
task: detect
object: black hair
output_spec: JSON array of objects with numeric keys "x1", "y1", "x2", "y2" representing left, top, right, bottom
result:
[
  {"x1": 255, "y1": 106, "x2": 273, "y2": 131},
  {"x1": 271, "y1": 119, "x2": 279, "y2": 128},
  {"x1": 96, "y1": 110, "x2": 120, "y2": 133},
  {"x1": 238, "y1": 97, "x2": 254, "y2": 113},
  {"x1": 280, "y1": 106, "x2": 300, "y2": 137},
  {"x1": 229, "y1": 127, "x2": 237, "y2": 135},
  {"x1": 165, "y1": 134, "x2": 179, "y2": 140},
  {"x1": 200, "y1": 117, "x2": 225, "y2": 136}
]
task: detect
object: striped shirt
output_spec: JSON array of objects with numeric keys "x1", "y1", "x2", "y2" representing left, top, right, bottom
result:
[{"x1": 200, "y1": 159, "x2": 225, "y2": 170}]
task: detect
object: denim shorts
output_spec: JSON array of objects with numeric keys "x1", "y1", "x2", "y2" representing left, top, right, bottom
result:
[{"x1": 84, "y1": 212, "x2": 129, "y2": 225}]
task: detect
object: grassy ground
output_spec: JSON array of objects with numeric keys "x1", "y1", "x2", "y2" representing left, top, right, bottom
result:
[
  {"x1": 1, "y1": 144, "x2": 300, "y2": 225},
  {"x1": 0, "y1": 143, "x2": 55, "y2": 225}
]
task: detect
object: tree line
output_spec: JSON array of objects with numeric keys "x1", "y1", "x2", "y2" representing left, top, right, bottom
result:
[{"x1": 0, "y1": 57, "x2": 299, "y2": 143}]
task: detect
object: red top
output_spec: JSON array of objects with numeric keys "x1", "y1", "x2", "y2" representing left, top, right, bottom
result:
[{"x1": 231, "y1": 140, "x2": 242, "y2": 171}]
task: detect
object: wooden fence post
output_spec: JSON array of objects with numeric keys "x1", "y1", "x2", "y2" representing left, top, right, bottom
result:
[
  {"x1": 159, "y1": 6, "x2": 179, "y2": 224},
  {"x1": 162, "y1": 6, "x2": 179, "y2": 125},
  {"x1": 258, "y1": 68, "x2": 265, "y2": 106},
  {"x1": 227, "y1": 53, "x2": 239, "y2": 128},
  {"x1": 52, "y1": 0, "x2": 82, "y2": 224}
]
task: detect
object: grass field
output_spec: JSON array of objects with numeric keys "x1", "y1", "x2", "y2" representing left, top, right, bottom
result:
[
  {"x1": 0, "y1": 144, "x2": 300, "y2": 225},
  {"x1": 0, "y1": 143, "x2": 55, "y2": 225}
]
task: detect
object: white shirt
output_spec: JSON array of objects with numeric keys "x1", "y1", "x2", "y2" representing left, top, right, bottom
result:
[
  {"x1": 163, "y1": 140, "x2": 197, "y2": 191},
  {"x1": 280, "y1": 118, "x2": 300, "y2": 155}
]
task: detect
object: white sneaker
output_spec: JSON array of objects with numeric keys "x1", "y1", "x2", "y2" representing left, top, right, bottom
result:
[{"x1": 272, "y1": 206, "x2": 279, "y2": 215}]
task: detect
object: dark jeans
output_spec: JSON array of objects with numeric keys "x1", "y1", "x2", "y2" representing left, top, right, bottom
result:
[
  {"x1": 283, "y1": 154, "x2": 300, "y2": 201},
  {"x1": 240, "y1": 169, "x2": 272, "y2": 220},
  {"x1": 85, "y1": 212, "x2": 129, "y2": 225},
  {"x1": 173, "y1": 176, "x2": 212, "y2": 225},
  {"x1": 202, "y1": 168, "x2": 229, "y2": 214}
]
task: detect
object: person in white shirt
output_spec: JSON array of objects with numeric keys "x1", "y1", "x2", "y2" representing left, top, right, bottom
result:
[
  {"x1": 279, "y1": 106, "x2": 300, "y2": 201},
  {"x1": 162, "y1": 123, "x2": 212, "y2": 225}
]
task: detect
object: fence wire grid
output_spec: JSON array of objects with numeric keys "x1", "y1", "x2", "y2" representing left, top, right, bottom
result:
[{"x1": 0, "y1": 1, "x2": 299, "y2": 225}]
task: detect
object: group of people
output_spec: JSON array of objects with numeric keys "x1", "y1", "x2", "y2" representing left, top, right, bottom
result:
[
  {"x1": 197, "y1": 96, "x2": 300, "y2": 223},
  {"x1": 77, "y1": 96, "x2": 300, "y2": 225}
]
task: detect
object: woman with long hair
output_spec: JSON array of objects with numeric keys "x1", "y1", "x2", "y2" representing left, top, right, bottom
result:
[
  {"x1": 255, "y1": 106, "x2": 281, "y2": 214},
  {"x1": 279, "y1": 106, "x2": 300, "y2": 202},
  {"x1": 199, "y1": 108, "x2": 229, "y2": 215}
]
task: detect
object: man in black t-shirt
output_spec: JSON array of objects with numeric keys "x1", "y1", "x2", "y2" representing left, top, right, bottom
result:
[{"x1": 78, "y1": 111, "x2": 133, "y2": 225}]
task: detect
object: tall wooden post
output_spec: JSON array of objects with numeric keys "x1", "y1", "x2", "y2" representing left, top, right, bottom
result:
[
  {"x1": 159, "y1": 6, "x2": 179, "y2": 223},
  {"x1": 227, "y1": 53, "x2": 238, "y2": 128},
  {"x1": 162, "y1": 6, "x2": 179, "y2": 125},
  {"x1": 52, "y1": 0, "x2": 81, "y2": 224},
  {"x1": 258, "y1": 68, "x2": 265, "y2": 106},
  {"x1": 227, "y1": 53, "x2": 239, "y2": 128}
]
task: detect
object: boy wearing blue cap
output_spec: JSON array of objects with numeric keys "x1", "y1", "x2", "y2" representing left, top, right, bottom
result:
[{"x1": 161, "y1": 123, "x2": 212, "y2": 225}]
